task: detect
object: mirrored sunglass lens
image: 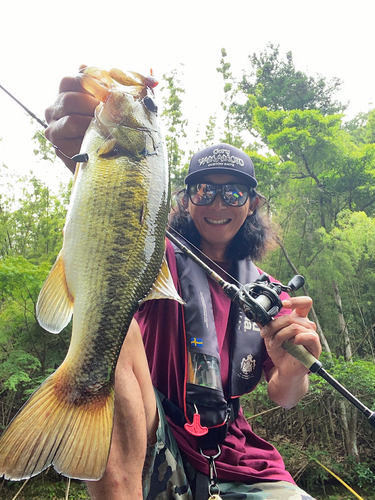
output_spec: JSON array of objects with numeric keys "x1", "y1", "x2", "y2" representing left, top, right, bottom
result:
[
  {"x1": 189, "y1": 184, "x2": 217, "y2": 205},
  {"x1": 222, "y1": 184, "x2": 249, "y2": 206}
]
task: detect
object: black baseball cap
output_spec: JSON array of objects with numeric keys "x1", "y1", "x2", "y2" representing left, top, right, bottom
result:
[{"x1": 185, "y1": 143, "x2": 257, "y2": 188}]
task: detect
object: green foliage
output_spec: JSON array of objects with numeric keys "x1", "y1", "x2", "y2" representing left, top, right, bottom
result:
[
  {"x1": 365, "y1": 109, "x2": 375, "y2": 143},
  {"x1": 0, "y1": 351, "x2": 41, "y2": 391},
  {"x1": 201, "y1": 115, "x2": 218, "y2": 148},
  {"x1": 0, "y1": 168, "x2": 70, "y2": 262},
  {"x1": 160, "y1": 68, "x2": 188, "y2": 189},
  {"x1": 341, "y1": 456, "x2": 375, "y2": 490},
  {"x1": 298, "y1": 212, "x2": 375, "y2": 357},
  {"x1": 32, "y1": 125, "x2": 56, "y2": 163},
  {"x1": 216, "y1": 48, "x2": 244, "y2": 147},
  {"x1": 0, "y1": 168, "x2": 71, "y2": 432},
  {"x1": 345, "y1": 109, "x2": 375, "y2": 145},
  {"x1": 1, "y1": 474, "x2": 90, "y2": 499},
  {"x1": 239, "y1": 43, "x2": 346, "y2": 115}
]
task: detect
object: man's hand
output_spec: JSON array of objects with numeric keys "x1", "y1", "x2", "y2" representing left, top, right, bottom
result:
[
  {"x1": 260, "y1": 296, "x2": 322, "y2": 408},
  {"x1": 45, "y1": 67, "x2": 98, "y2": 173}
]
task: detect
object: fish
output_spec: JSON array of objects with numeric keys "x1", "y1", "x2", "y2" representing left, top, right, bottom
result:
[{"x1": 0, "y1": 66, "x2": 181, "y2": 481}]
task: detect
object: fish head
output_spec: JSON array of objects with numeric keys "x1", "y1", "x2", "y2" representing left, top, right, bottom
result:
[{"x1": 78, "y1": 67, "x2": 161, "y2": 159}]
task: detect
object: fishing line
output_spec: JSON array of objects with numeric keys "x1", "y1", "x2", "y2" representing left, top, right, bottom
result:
[
  {"x1": 167, "y1": 226, "x2": 242, "y2": 287},
  {"x1": 0, "y1": 81, "x2": 155, "y2": 165},
  {"x1": 0, "y1": 82, "x2": 89, "y2": 164},
  {"x1": 0, "y1": 84, "x2": 47, "y2": 129},
  {"x1": 33, "y1": 129, "x2": 89, "y2": 164}
]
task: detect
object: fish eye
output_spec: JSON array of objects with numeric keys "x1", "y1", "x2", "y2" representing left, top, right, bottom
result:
[{"x1": 143, "y1": 96, "x2": 158, "y2": 113}]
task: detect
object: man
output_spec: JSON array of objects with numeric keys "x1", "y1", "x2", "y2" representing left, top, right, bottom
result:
[{"x1": 45, "y1": 74, "x2": 321, "y2": 500}]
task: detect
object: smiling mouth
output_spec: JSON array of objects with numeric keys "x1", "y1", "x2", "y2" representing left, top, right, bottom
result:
[{"x1": 204, "y1": 217, "x2": 231, "y2": 225}]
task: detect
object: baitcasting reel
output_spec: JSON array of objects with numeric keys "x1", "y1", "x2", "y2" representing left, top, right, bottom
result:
[{"x1": 231, "y1": 273, "x2": 305, "y2": 327}]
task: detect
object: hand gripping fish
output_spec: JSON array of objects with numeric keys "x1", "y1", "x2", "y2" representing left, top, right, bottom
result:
[{"x1": 0, "y1": 67, "x2": 182, "y2": 481}]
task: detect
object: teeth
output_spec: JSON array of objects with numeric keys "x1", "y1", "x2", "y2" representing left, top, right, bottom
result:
[{"x1": 205, "y1": 218, "x2": 230, "y2": 225}]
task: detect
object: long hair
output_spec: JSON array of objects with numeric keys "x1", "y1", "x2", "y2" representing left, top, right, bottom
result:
[{"x1": 168, "y1": 189, "x2": 273, "y2": 262}]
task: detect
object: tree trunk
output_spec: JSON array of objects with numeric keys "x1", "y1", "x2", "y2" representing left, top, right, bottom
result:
[
  {"x1": 275, "y1": 238, "x2": 360, "y2": 459},
  {"x1": 338, "y1": 400, "x2": 359, "y2": 458},
  {"x1": 332, "y1": 280, "x2": 359, "y2": 461},
  {"x1": 332, "y1": 280, "x2": 353, "y2": 361},
  {"x1": 276, "y1": 236, "x2": 332, "y2": 355}
]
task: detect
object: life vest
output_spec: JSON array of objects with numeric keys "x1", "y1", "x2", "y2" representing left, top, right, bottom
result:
[{"x1": 174, "y1": 243, "x2": 267, "y2": 444}]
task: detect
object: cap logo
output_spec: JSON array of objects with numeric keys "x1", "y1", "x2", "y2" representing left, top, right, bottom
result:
[{"x1": 198, "y1": 147, "x2": 245, "y2": 168}]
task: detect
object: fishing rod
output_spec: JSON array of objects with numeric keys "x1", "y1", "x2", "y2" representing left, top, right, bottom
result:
[
  {"x1": 0, "y1": 83, "x2": 89, "y2": 164},
  {"x1": 166, "y1": 229, "x2": 375, "y2": 430},
  {"x1": 0, "y1": 84, "x2": 48, "y2": 129}
]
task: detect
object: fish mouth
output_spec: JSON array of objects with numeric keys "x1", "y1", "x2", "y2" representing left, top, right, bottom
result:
[{"x1": 204, "y1": 217, "x2": 231, "y2": 225}]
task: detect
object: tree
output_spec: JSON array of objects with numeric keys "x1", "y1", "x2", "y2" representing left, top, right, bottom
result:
[
  {"x1": 239, "y1": 43, "x2": 346, "y2": 115},
  {"x1": 0, "y1": 167, "x2": 71, "y2": 430},
  {"x1": 216, "y1": 48, "x2": 244, "y2": 147},
  {"x1": 32, "y1": 122, "x2": 56, "y2": 163},
  {"x1": 221, "y1": 46, "x2": 375, "y2": 469},
  {"x1": 344, "y1": 109, "x2": 375, "y2": 145},
  {"x1": 0, "y1": 173, "x2": 70, "y2": 262},
  {"x1": 253, "y1": 108, "x2": 375, "y2": 222},
  {"x1": 160, "y1": 68, "x2": 188, "y2": 189}
]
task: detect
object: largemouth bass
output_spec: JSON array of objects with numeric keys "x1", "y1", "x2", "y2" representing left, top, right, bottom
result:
[{"x1": 0, "y1": 67, "x2": 180, "y2": 481}]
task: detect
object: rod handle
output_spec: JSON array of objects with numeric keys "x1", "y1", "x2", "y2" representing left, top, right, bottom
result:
[
  {"x1": 281, "y1": 340, "x2": 321, "y2": 371},
  {"x1": 282, "y1": 342, "x2": 375, "y2": 429}
]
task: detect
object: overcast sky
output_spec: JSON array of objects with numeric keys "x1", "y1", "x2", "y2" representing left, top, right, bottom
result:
[{"x1": 1, "y1": 0, "x2": 374, "y2": 191}]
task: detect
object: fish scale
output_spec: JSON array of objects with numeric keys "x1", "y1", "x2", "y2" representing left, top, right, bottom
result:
[{"x1": 0, "y1": 66, "x2": 181, "y2": 481}]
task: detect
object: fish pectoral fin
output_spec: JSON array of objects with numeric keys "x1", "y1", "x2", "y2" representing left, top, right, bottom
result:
[
  {"x1": 0, "y1": 369, "x2": 114, "y2": 481},
  {"x1": 36, "y1": 251, "x2": 73, "y2": 333},
  {"x1": 140, "y1": 254, "x2": 185, "y2": 305},
  {"x1": 97, "y1": 138, "x2": 117, "y2": 156}
]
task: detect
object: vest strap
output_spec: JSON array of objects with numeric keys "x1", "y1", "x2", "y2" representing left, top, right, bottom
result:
[{"x1": 172, "y1": 241, "x2": 265, "y2": 435}]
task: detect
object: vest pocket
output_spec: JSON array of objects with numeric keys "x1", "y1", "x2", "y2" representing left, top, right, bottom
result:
[
  {"x1": 187, "y1": 352, "x2": 222, "y2": 390},
  {"x1": 186, "y1": 383, "x2": 228, "y2": 428}
]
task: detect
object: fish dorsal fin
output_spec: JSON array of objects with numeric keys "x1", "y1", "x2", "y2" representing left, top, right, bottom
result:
[
  {"x1": 140, "y1": 254, "x2": 184, "y2": 305},
  {"x1": 109, "y1": 68, "x2": 144, "y2": 88},
  {"x1": 36, "y1": 252, "x2": 74, "y2": 333},
  {"x1": 78, "y1": 67, "x2": 114, "y2": 102}
]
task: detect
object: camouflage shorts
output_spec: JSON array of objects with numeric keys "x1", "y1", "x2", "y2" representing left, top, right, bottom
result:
[
  {"x1": 142, "y1": 391, "x2": 315, "y2": 500},
  {"x1": 206, "y1": 480, "x2": 316, "y2": 499},
  {"x1": 142, "y1": 390, "x2": 194, "y2": 500}
]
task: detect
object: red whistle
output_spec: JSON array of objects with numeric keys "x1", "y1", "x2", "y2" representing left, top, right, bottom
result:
[{"x1": 184, "y1": 413, "x2": 209, "y2": 437}]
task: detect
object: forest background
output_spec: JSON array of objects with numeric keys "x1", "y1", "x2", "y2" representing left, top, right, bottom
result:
[{"x1": 0, "y1": 45, "x2": 375, "y2": 499}]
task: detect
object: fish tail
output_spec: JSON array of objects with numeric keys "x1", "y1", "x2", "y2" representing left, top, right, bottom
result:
[{"x1": 0, "y1": 370, "x2": 115, "y2": 481}]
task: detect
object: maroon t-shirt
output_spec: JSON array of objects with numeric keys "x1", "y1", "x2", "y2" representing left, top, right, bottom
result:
[{"x1": 135, "y1": 240, "x2": 294, "y2": 484}]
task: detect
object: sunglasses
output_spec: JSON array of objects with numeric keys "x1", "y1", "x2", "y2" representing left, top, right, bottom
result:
[{"x1": 188, "y1": 182, "x2": 250, "y2": 207}]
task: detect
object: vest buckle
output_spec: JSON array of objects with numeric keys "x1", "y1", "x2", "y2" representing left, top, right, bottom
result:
[{"x1": 199, "y1": 445, "x2": 222, "y2": 499}]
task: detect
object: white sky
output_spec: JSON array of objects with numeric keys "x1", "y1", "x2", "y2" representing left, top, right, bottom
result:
[{"x1": 1, "y1": 0, "x2": 374, "y2": 192}]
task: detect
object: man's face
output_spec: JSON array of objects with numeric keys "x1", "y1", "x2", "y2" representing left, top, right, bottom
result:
[{"x1": 188, "y1": 173, "x2": 253, "y2": 260}]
